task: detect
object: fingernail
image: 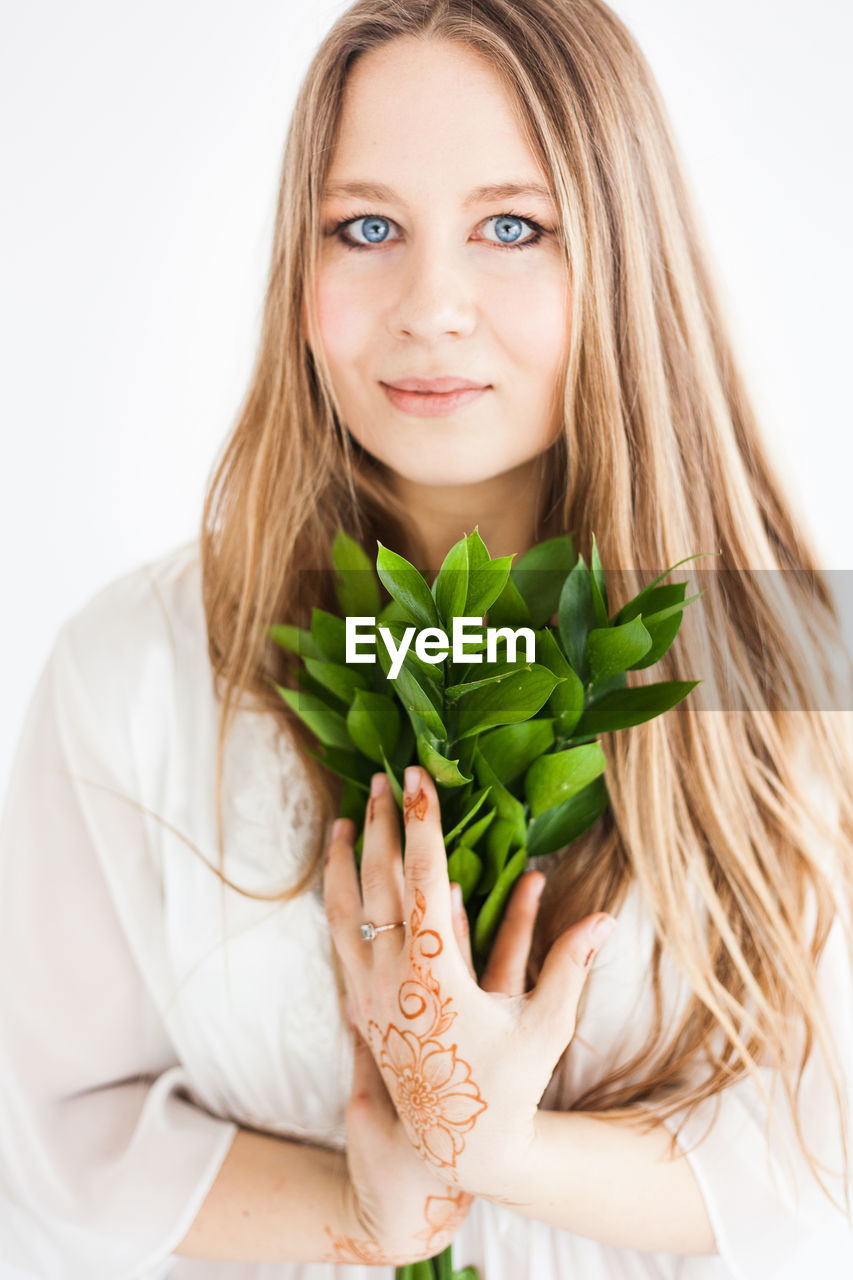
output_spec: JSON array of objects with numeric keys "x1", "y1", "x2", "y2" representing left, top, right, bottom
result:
[
  {"x1": 589, "y1": 914, "x2": 617, "y2": 949},
  {"x1": 451, "y1": 882, "x2": 462, "y2": 910},
  {"x1": 370, "y1": 771, "x2": 389, "y2": 797},
  {"x1": 404, "y1": 766, "x2": 420, "y2": 795},
  {"x1": 330, "y1": 818, "x2": 350, "y2": 842}
]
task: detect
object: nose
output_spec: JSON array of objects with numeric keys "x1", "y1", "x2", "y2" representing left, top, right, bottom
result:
[{"x1": 386, "y1": 240, "x2": 476, "y2": 343}]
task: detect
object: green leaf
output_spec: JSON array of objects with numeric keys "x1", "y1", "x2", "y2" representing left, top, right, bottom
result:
[
  {"x1": 376, "y1": 542, "x2": 439, "y2": 628},
  {"x1": 379, "y1": 620, "x2": 445, "y2": 686},
  {"x1": 477, "y1": 719, "x2": 556, "y2": 785},
  {"x1": 379, "y1": 747, "x2": 404, "y2": 808},
  {"x1": 510, "y1": 534, "x2": 576, "y2": 627},
  {"x1": 628, "y1": 590, "x2": 705, "y2": 670},
  {"x1": 454, "y1": 665, "x2": 559, "y2": 739},
  {"x1": 304, "y1": 744, "x2": 373, "y2": 791},
  {"x1": 432, "y1": 536, "x2": 469, "y2": 625},
  {"x1": 389, "y1": 715, "x2": 416, "y2": 774},
  {"x1": 294, "y1": 666, "x2": 344, "y2": 711},
  {"x1": 310, "y1": 608, "x2": 349, "y2": 664},
  {"x1": 524, "y1": 743, "x2": 607, "y2": 816},
  {"x1": 345, "y1": 690, "x2": 400, "y2": 764},
  {"x1": 376, "y1": 645, "x2": 447, "y2": 739},
  {"x1": 272, "y1": 682, "x2": 352, "y2": 749},
  {"x1": 473, "y1": 846, "x2": 527, "y2": 959},
  {"x1": 570, "y1": 680, "x2": 701, "y2": 737},
  {"x1": 628, "y1": 610, "x2": 682, "y2": 670},
  {"x1": 445, "y1": 661, "x2": 535, "y2": 701},
  {"x1": 473, "y1": 749, "x2": 526, "y2": 831},
  {"x1": 455, "y1": 808, "x2": 496, "y2": 850},
  {"x1": 485, "y1": 573, "x2": 533, "y2": 629},
  {"x1": 557, "y1": 557, "x2": 597, "y2": 680},
  {"x1": 479, "y1": 817, "x2": 519, "y2": 894},
  {"x1": 266, "y1": 623, "x2": 322, "y2": 660},
  {"x1": 585, "y1": 616, "x2": 652, "y2": 682},
  {"x1": 339, "y1": 779, "x2": 367, "y2": 833},
  {"x1": 331, "y1": 528, "x2": 381, "y2": 617},
  {"x1": 447, "y1": 846, "x2": 483, "y2": 902},
  {"x1": 443, "y1": 787, "x2": 492, "y2": 845},
  {"x1": 534, "y1": 626, "x2": 572, "y2": 675},
  {"x1": 376, "y1": 595, "x2": 413, "y2": 625},
  {"x1": 526, "y1": 774, "x2": 610, "y2": 859},
  {"x1": 615, "y1": 581, "x2": 686, "y2": 625},
  {"x1": 416, "y1": 736, "x2": 472, "y2": 786},
  {"x1": 464, "y1": 528, "x2": 513, "y2": 617},
  {"x1": 535, "y1": 628, "x2": 585, "y2": 735},
  {"x1": 590, "y1": 533, "x2": 609, "y2": 622},
  {"x1": 303, "y1": 657, "x2": 370, "y2": 706},
  {"x1": 612, "y1": 551, "x2": 719, "y2": 625}
]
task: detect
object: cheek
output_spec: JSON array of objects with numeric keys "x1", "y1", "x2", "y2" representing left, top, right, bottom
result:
[
  {"x1": 487, "y1": 268, "x2": 571, "y2": 385},
  {"x1": 314, "y1": 266, "x2": 373, "y2": 371}
]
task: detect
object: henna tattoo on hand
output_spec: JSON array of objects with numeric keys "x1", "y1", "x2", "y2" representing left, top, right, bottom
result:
[
  {"x1": 322, "y1": 1227, "x2": 411, "y2": 1265},
  {"x1": 322, "y1": 1188, "x2": 472, "y2": 1263},
  {"x1": 404, "y1": 786, "x2": 429, "y2": 824},
  {"x1": 368, "y1": 888, "x2": 487, "y2": 1177}
]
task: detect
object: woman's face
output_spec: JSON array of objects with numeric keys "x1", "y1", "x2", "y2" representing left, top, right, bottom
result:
[{"x1": 310, "y1": 37, "x2": 571, "y2": 488}]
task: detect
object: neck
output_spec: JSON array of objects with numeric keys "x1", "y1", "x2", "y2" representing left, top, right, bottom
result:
[{"x1": 389, "y1": 455, "x2": 550, "y2": 576}]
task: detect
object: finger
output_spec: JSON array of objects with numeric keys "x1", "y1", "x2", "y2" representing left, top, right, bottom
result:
[
  {"x1": 323, "y1": 817, "x2": 364, "y2": 969},
  {"x1": 521, "y1": 912, "x2": 617, "y2": 1055},
  {"x1": 480, "y1": 871, "x2": 545, "y2": 995},
  {"x1": 401, "y1": 766, "x2": 454, "y2": 944},
  {"x1": 450, "y1": 883, "x2": 475, "y2": 978},
  {"x1": 359, "y1": 771, "x2": 405, "y2": 961}
]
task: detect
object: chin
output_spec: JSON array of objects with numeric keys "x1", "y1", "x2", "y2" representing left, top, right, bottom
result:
[{"x1": 390, "y1": 440, "x2": 502, "y2": 479}]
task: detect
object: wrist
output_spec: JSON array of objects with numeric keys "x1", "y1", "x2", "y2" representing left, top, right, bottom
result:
[
  {"x1": 447, "y1": 1113, "x2": 540, "y2": 1204},
  {"x1": 333, "y1": 1163, "x2": 433, "y2": 1266}
]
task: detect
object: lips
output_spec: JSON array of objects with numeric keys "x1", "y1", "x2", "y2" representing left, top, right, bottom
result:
[
  {"x1": 380, "y1": 377, "x2": 490, "y2": 418},
  {"x1": 382, "y1": 376, "x2": 489, "y2": 393}
]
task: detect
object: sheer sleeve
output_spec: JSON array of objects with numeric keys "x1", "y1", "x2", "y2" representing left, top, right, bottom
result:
[
  {"x1": 659, "y1": 814, "x2": 853, "y2": 1276},
  {"x1": 0, "y1": 600, "x2": 238, "y2": 1277}
]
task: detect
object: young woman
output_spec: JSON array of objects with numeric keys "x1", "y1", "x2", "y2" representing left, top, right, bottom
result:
[{"x1": 1, "y1": 1, "x2": 851, "y2": 1277}]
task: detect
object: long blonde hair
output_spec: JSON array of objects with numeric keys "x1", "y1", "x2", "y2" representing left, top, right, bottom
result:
[{"x1": 199, "y1": 0, "x2": 853, "y2": 1216}]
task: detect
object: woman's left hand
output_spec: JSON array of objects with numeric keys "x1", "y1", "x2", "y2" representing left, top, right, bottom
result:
[{"x1": 323, "y1": 765, "x2": 616, "y2": 1201}]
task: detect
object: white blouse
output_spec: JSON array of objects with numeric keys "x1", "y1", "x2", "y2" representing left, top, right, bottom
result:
[{"x1": 0, "y1": 539, "x2": 851, "y2": 1280}]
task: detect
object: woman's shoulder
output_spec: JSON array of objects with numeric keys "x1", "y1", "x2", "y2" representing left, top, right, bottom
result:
[{"x1": 56, "y1": 538, "x2": 205, "y2": 687}]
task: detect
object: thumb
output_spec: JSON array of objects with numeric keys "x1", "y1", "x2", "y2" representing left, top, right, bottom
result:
[{"x1": 522, "y1": 912, "x2": 617, "y2": 1051}]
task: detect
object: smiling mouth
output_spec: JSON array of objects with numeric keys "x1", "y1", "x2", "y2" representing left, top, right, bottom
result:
[{"x1": 380, "y1": 382, "x2": 491, "y2": 418}]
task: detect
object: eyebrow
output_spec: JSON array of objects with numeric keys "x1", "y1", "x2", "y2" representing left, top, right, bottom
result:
[{"x1": 322, "y1": 180, "x2": 554, "y2": 205}]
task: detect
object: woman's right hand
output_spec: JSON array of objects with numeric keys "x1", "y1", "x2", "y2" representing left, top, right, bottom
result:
[{"x1": 327, "y1": 866, "x2": 545, "y2": 1266}]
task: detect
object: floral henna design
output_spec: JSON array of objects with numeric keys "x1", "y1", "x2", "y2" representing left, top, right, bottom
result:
[
  {"x1": 321, "y1": 1227, "x2": 417, "y2": 1265},
  {"x1": 322, "y1": 1187, "x2": 473, "y2": 1262},
  {"x1": 369, "y1": 888, "x2": 488, "y2": 1176},
  {"x1": 413, "y1": 1189, "x2": 474, "y2": 1251},
  {"x1": 404, "y1": 786, "x2": 429, "y2": 823}
]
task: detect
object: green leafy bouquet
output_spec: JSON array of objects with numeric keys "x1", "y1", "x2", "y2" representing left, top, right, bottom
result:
[{"x1": 268, "y1": 527, "x2": 704, "y2": 1278}]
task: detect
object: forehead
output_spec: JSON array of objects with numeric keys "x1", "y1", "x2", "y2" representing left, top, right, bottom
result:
[{"x1": 327, "y1": 37, "x2": 549, "y2": 198}]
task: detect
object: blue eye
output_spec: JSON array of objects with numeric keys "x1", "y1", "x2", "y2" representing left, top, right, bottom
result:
[
  {"x1": 328, "y1": 209, "x2": 548, "y2": 252},
  {"x1": 481, "y1": 214, "x2": 539, "y2": 246},
  {"x1": 343, "y1": 215, "x2": 397, "y2": 245}
]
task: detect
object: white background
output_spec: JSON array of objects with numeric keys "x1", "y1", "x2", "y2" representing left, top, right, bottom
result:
[{"x1": 1, "y1": 0, "x2": 851, "y2": 789}]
